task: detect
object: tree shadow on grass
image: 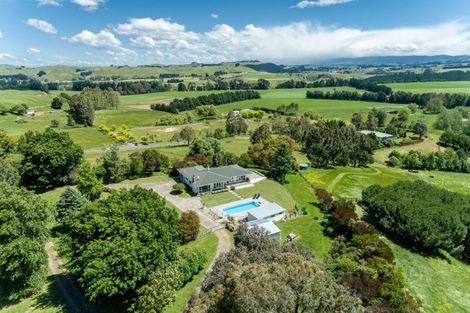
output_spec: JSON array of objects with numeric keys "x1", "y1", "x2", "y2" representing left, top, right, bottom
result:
[{"x1": 35, "y1": 275, "x2": 70, "y2": 312}]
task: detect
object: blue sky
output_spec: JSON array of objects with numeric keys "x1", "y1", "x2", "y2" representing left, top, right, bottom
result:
[{"x1": 0, "y1": 0, "x2": 469, "y2": 65}]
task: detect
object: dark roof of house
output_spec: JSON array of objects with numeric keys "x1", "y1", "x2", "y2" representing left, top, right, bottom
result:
[{"x1": 178, "y1": 165, "x2": 251, "y2": 187}]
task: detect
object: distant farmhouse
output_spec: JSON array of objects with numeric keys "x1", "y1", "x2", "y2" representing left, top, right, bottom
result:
[
  {"x1": 360, "y1": 130, "x2": 396, "y2": 142},
  {"x1": 178, "y1": 165, "x2": 252, "y2": 194}
]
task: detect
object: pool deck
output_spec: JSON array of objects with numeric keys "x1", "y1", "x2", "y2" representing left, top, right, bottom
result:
[{"x1": 210, "y1": 196, "x2": 270, "y2": 220}]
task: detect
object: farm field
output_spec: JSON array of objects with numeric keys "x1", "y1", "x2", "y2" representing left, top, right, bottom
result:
[
  {"x1": 386, "y1": 81, "x2": 470, "y2": 93},
  {"x1": 217, "y1": 97, "x2": 404, "y2": 120}
]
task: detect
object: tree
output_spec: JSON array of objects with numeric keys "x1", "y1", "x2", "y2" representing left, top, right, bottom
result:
[
  {"x1": 142, "y1": 149, "x2": 170, "y2": 175},
  {"x1": 172, "y1": 183, "x2": 185, "y2": 194},
  {"x1": 361, "y1": 181, "x2": 470, "y2": 258},
  {"x1": 269, "y1": 142, "x2": 296, "y2": 183},
  {"x1": 76, "y1": 161, "x2": 103, "y2": 201},
  {"x1": 0, "y1": 183, "x2": 51, "y2": 301},
  {"x1": 351, "y1": 113, "x2": 363, "y2": 130},
  {"x1": 37, "y1": 70, "x2": 46, "y2": 77},
  {"x1": 132, "y1": 264, "x2": 182, "y2": 313},
  {"x1": 366, "y1": 113, "x2": 378, "y2": 130},
  {"x1": 66, "y1": 187, "x2": 181, "y2": 302},
  {"x1": 97, "y1": 145, "x2": 128, "y2": 183},
  {"x1": 256, "y1": 78, "x2": 270, "y2": 90},
  {"x1": 180, "y1": 126, "x2": 196, "y2": 145},
  {"x1": 55, "y1": 187, "x2": 87, "y2": 226},
  {"x1": 196, "y1": 105, "x2": 218, "y2": 117},
  {"x1": 412, "y1": 120, "x2": 427, "y2": 139},
  {"x1": 129, "y1": 153, "x2": 144, "y2": 177},
  {"x1": 225, "y1": 111, "x2": 248, "y2": 136},
  {"x1": 180, "y1": 211, "x2": 200, "y2": 243},
  {"x1": 51, "y1": 97, "x2": 64, "y2": 110},
  {"x1": 0, "y1": 159, "x2": 20, "y2": 185},
  {"x1": 250, "y1": 123, "x2": 272, "y2": 144},
  {"x1": 50, "y1": 119, "x2": 59, "y2": 128},
  {"x1": 19, "y1": 128, "x2": 83, "y2": 191},
  {"x1": 426, "y1": 97, "x2": 444, "y2": 114},
  {"x1": 68, "y1": 95, "x2": 95, "y2": 126},
  {"x1": 0, "y1": 130, "x2": 15, "y2": 157},
  {"x1": 189, "y1": 226, "x2": 362, "y2": 313},
  {"x1": 398, "y1": 108, "x2": 410, "y2": 123},
  {"x1": 408, "y1": 103, "x2": 418, "y2": 114},
  {"x1": 434, "y1": 109, "x2": 463, "y2": 132}
]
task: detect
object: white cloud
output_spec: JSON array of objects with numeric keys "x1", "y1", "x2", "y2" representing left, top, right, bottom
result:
[
  {"x1": 211, "y1": 13, "x2": 219, "y2": 19},
  {"x1": 37, "y1": 0, "x2": 61, "y2": 6},
  {"x1": 115, "y1": 18, "x2": 187, "y2": 39},
  {"x1": 0, "y1": 53, "x2": 15, "y2": 61},
  {"x1": 110, "y1": 19, "x2": 470, "y2": 65},
  {"x1": 27, "y1": 48, "x2": 41, "y2": 54},
  {"x1": 69, "y1": 30, "x2": 121, "y2": 48},
  {"x1": 25, "y1": 18, "x2": 57, "y2": 34},
  {"x1": 293, "y1": 0, "x2": 354, "y2": 8},
  {"x1": 71, "y1": 0, "x2": 105, "y2": 11},
  {"x1": 130, "y1": 36, "x2": 157, "y2": 48},
  {"x1": 0, "y1": 31, "x2": 2, "y2": 38}
]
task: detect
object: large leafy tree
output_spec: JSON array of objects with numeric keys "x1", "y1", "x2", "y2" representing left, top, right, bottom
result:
[
  {"x1": 0, "y1": 130, "x2": 15, "y2": 157},
  {"x1": 269, "y1": 142, "x2": 297, "y2": 183},
  {"x1": 66, "y1": 187, "x2": 181, "y2": 302},
  {"x1": 76, "y1": 161, "x2": 103, "y2": 201},
  {"x1": 0, "y1": 183, "x2": 51, "y2": 301},
  {"x1": 0, "y1": 158, "x2": 20, "y2": 185},
  {"x1": 19, "y1": 128, "x2": 83, "y2": 191},
  {"x1": 179, "y1": 211, "x2": 200, "y2": 243},
  {"x1": 179, "y1": 126, "x2": 196, "y2": 145},
  {"x1": 189, "y1": 226, "x2": 361, "y2": 313},
  {"x1": 97, "y1": 145, "x2": 128, "y2": 183},
  {"x1": 250, "y1": 123, "x2": 272, "y2": 144},
  {"x1": 225, "y1": 111, "x2": 248, "y2": 136}
]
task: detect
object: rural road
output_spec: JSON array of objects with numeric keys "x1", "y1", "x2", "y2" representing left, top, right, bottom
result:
[
  {"x1": 45, "y1": 241, "x2": 96, "y2": 313},
  {"x1": 84, "y1": 142, "x2": 187, "y2": 154}
]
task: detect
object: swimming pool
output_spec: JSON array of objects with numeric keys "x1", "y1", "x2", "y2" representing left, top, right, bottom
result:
[{"x1": 222, "y1": 201, "x2": 261, "y2": 215}]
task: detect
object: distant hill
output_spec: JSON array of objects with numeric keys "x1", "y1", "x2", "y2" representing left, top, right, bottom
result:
[{"x1": 316, "y1": 55, "x2": 470, "y2": 66}]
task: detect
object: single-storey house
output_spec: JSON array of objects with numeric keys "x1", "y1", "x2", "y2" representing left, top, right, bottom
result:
[
  {"x1": 178, "y1": 165, "x2": 251, "y2": 194},
  {"x1": 247, "y1": 203, "x2": 285, "y2": 222},
  {"x1": 247, "y1": 218, "x2": 281, "y2": 241},
  {"x1": 360, "y1": 130, "x2": 396, "y2": 142}
]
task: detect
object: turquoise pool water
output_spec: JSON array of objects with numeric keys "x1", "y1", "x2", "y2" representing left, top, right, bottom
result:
[{"x1": 223, "y1": 201, "x2": 261, "y2": 215}]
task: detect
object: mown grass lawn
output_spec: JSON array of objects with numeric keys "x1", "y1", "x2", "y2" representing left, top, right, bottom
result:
[
  {"x1": 276, "y1": 174, "x2": 332, "y2": 258},
  {"x1": 387, "y1": 240, "x2": 470, "y2": 313},
  {"x1": 303, "y1": 166, "x2": 416, "y2": 199}
]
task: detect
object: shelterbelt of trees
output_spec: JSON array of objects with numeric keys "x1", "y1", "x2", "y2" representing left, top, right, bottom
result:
[
  {"x1": 151, "y1": 90, "x2": 261, "y2": 113},
  {"x1": 276, "y1": 77, "x2": 393, "y2": 94},
  {"x1": 0, "y1": 74, "x2": 58, "y2": 91},
  {"x1": 306, "y1": 89, "x2": 470, "y2": 109}
]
